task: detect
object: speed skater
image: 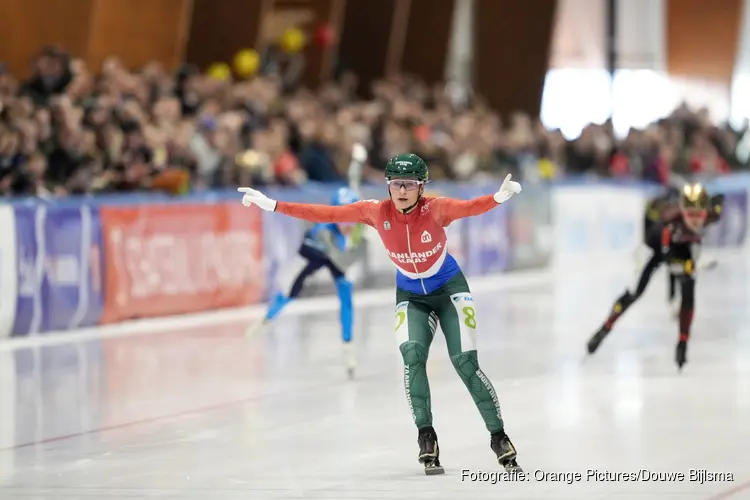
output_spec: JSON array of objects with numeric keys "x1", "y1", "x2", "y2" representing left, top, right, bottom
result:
[
  {"x1": 238, "y1": 153, "x2": 523, "y2": 475},
  {"x1": 587, "y1": 182, "x2": 724, "y2": 370},
  {"x1": 644, "y1": 185, "x2": 682, "y2": 308},
  {"x1": 642, "y1": 185, "x2": 719, "y2": 315},
  {"x1": 247, "y1": 187, "x2": 367, "y2": 377}
]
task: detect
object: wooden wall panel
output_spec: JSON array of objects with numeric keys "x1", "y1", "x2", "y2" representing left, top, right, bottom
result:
[
  {"x1": 0, "y1": 0, "x2": 190, "y2": 76},
  {"x1": 666, "y1": 0, "x2": 742, "y2": 84},
  {"x1": 87, "y1": 0, "x2": 192, "y2": 71},
  {"x1": 338, "y1": 0, "x2": 400, "y2": 97},
  {"x1": 474, "y1": 0, "x2": 557, "y2": 117},
  {"x1": 400, "y1": 0, "x2": 456, "y2": 85},
  {"x1": 186, "y1": 0, "x2": 273, "y2": 71},
  {"x1": 0, "y1": 0, "x2": 95, "y2": 78}
]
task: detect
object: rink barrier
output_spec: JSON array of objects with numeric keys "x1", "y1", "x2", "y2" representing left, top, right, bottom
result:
[
  {"x1": 0, "y1": 184, "x2": 532, "y2": 338},
  {"x1": 0, "y1": 205, "x2": 17, "y2": 339},
  {"x1": 0, "y1": 175, "x2": 746, "y2": 339}
]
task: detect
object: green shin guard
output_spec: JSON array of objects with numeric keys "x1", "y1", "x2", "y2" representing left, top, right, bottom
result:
[
  {"x1": 450, "y1": 350, "x2": 504, "y2": 434},
  {"x1": 399, "y1": 341, "x2": 433, "y2": 429}
]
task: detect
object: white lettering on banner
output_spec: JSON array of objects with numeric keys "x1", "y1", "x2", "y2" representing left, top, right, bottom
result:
[
  {"x1": 0, "y1": 206, "x2": 17, "y2": 338},
  {"x1": 44, "y1": 256, "x2": 80, "y2": 286},
  {"x1": 119, "y1": 230, "x2": 262, "y2": 299},
  {"x1": 19, "y1": 255, "x2": 81, "y2": 293},
  {"x1": 17, "y1": 255, "x2": 36, "y2": 296}
]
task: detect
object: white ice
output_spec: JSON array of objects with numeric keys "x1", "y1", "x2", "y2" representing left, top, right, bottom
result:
[{"x1": 0, "y1": 254, "x2": 749, "y2": 500}]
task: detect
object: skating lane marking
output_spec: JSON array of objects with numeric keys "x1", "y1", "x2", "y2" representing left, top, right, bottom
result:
[{"x1": 704, "y1": 480, "x2": 750, "y2": 500}]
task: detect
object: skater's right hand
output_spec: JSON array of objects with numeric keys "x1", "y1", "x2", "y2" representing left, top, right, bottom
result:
[
  {"x1": 351, "y1": 143, "x2": 368, "y2": 163},
  {"x1": 238, "y1": 187, "x2": 277, "y2": 211}
]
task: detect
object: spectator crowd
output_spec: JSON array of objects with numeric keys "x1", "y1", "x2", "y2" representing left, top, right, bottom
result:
[{"x1": 1, "y1": 45, "x2": 748, "y2": 198}]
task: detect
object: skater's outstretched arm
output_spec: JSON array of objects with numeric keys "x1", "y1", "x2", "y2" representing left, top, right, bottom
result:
[
  {"x1": 276, "y1": 200, "x2": 379, "y2": 225},
  {"x1": 432, "y1": 174, "x2": 522, "y2": 226},
  {"x1": 431, "y1": 195, "x2": 497, "y2": 225},
  {"x1": 238, "y1": 187, "x2": 379, "y2": 225}
]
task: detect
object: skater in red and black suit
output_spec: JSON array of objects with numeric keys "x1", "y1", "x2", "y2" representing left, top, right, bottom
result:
[
  {"x1": 587, "y1": 183, "x2": 724, "y2": 370},
  {"x1": 644, "y1": 185, "x2": 687, "y2": 308}
]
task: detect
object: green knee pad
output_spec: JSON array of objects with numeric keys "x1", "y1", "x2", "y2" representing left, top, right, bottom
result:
[
  {"x1": 450, "y1": 351, "x2": 504, "y2": 434},
  {"x1": 399, "y1": 341, "x2": 432, "y2": 428}
]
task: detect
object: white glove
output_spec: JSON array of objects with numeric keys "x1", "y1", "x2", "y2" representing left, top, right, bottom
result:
[
  {"x1": 352, "y1": 142, "x2": 368, "y2": 163},
  {"x1": 493, "y1": 173, "x2": 522, "y2": 204},
  {"x1": 238, "y1": 187, "x2": 277, "y2": 211}
]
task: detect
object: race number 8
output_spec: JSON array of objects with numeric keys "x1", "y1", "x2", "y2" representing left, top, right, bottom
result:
[{"x1": 462, "y1": 306, "x2": 477, "y2": 329}]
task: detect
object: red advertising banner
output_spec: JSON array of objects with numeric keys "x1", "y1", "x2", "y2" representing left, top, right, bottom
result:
[{"x1": 99, "y1": 203, "x2": 264, "y2": 323}]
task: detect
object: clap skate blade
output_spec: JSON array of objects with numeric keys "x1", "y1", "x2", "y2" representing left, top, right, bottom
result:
[{"x1": 423, "y1": 459, "x2": 444, "y2": 475}]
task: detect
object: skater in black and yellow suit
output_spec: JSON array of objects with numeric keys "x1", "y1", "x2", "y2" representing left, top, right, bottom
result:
[
  {"x1": 587, "y1": 183, "x2": 724, "y2": 370},
  {"x1": 644, "y1": 186, "x2": 681, "y2": 305}
]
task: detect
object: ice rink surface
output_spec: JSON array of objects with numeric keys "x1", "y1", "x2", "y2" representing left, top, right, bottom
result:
[{"x1": 1, "y1": 254, "x2": 749, "y2": 500}]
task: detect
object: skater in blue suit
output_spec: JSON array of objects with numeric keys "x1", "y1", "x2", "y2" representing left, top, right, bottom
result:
[{"x1": 247, "y1": 187, "x2": 368, "y2": 377}]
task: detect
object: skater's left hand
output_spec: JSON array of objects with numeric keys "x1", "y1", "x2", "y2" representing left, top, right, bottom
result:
[
  {"x1": 238, "y1": 187, "x2": 277, "y2": 211},
  {"x1": 493, "y1": 174, "x2": 522, "y2": 204}
]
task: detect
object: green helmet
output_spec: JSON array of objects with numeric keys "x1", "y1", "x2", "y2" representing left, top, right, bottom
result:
[{"x1": 384, "y1": 153, "x2": 428, "y2": 182}]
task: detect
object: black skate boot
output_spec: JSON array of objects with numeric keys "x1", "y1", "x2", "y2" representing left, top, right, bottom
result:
[
  {"x1": 490, "y1": 431, "x2": 522, "y2": 472},
  {"x1": 675, "y1": 340, "x2": 687, "y2": 371},
  {"x1": 417, "y1": 426, "x2": 444, "y2": 475},
  {"x1": 587, "y1": 292, "x2": 635, "y2": 355},
  {"x1": 587, "y1": 325, "x2": 611, "y2": 355}
]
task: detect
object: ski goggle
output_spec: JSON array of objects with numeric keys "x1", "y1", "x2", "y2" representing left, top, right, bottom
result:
[{"x1": 387, "y1": 179, "x2": 423, "y2": 191}]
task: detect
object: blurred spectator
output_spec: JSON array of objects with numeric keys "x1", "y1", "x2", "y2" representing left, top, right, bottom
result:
[
  {"x1": 0, "y1": 44, "x2": 746, "y2": 200},
  {"x1": 20, "y1": 46, "x2": 72, "y2": 106}
]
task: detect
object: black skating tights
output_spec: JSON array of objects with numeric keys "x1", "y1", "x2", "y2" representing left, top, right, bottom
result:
[{"x1": 602, "y1": 254, "x2": 695, "y2": 342}]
